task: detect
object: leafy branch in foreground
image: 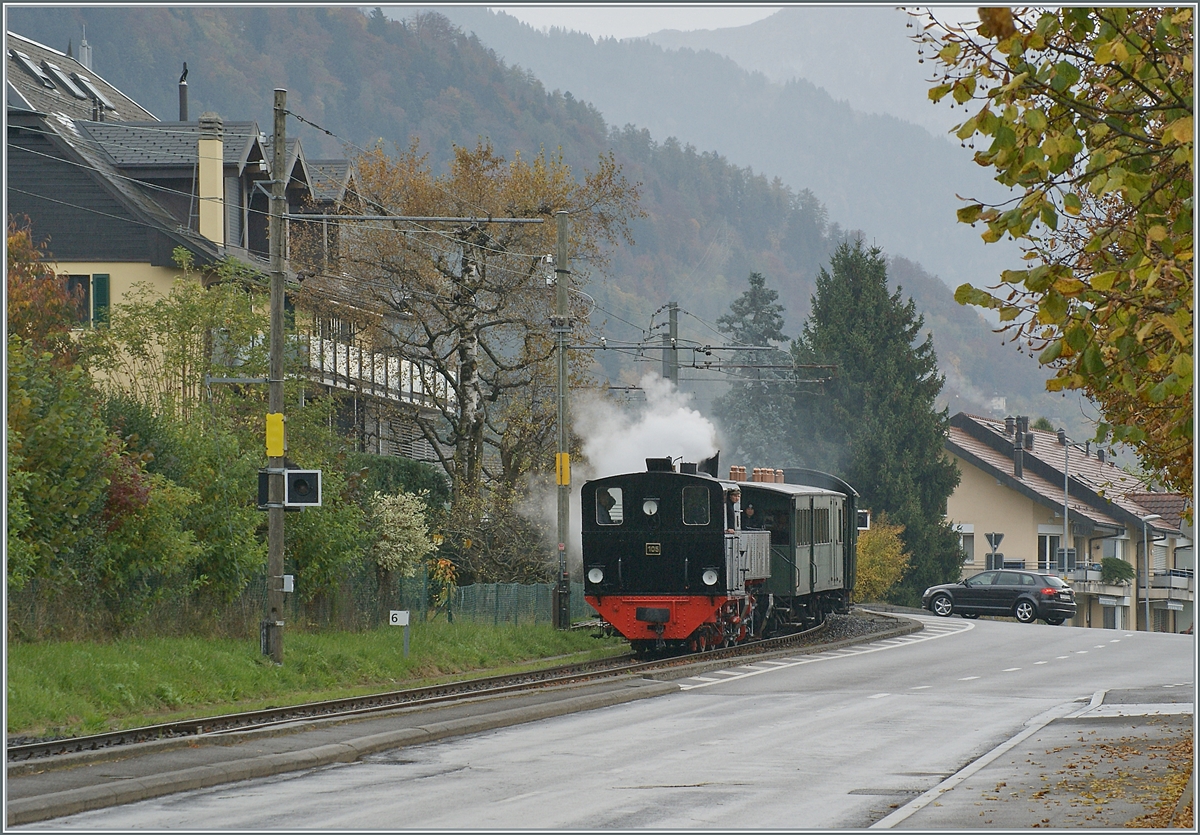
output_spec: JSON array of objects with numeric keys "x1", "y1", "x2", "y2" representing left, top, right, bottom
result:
[{"x1": 915, "y1": 7, "x2": 1193, "y2": 496}]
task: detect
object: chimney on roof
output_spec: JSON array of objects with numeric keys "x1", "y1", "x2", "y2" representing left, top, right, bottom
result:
[
  {"x1": 198, "y1": 112, "x2": 225, "y2": 247},
  {"x1": 1097, "y1": 448, "x2": 1107, "y2": 464},
  {"x1": 1004, "y1": 416, "x2": 1015, "y2": 435},
  {"x1": 179, "y1": 62, "x2": 189, "y2": 121},
  {"x1": 67, "y1": 39, "x2": 73, "y2": 59},
  {"x1": 79, "y1": 25, "x2": 92, "y2": 70}
]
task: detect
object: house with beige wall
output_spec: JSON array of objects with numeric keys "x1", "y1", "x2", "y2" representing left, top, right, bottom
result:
[
  {"x1": 7, "y1": 30, "x2": 447, "y2": 462},
  {"x1": 946, "y1": 413, "x2": 1192, "y2": 633}
]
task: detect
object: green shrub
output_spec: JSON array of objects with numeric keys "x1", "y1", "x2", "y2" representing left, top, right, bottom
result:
[{"x1": 1101, "y1": 556, "x2": 1136, "y2": 584}]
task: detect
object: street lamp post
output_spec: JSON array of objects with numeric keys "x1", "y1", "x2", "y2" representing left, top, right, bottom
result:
[
  {"x1": 1141, "y1": 513, "x2": 1162, "y2": 631},
  {"x1": 1055, "y1": 429, "x2": 1083, "y2": 573}
]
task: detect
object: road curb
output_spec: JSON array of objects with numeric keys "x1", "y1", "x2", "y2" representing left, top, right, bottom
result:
[
  {"x1": 868, "y1": 699, "x2": 1083, "y2": 829},
  {"x1": 7, "y1": 679, "x2": 678, "y2": 826}
]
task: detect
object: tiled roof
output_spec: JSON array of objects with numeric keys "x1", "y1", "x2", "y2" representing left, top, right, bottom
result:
[
  {"x1": 6, "y1": 31, "x2": 157, "y2": 122},
  {"x1": 76, "y1": 120, "x2": 266, "y2": 173},
  {"x1": 1127, "y1": 492, "x2": 1190, "y2": 533},
  {"x1": 267, "y1": 137, "x2": 311, "y2": 187},
  {"x1": 946, "y1": 413, "x2": 1185, "y2": 536},
  {"x1": 308, "y1": 159, "x2": 354, "y2": 203}
]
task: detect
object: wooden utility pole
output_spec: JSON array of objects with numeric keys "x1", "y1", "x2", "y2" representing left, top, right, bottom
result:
[
  {"x1": 553, "y1": 211, "x2": 572, "y2": 629},
  {"x1": 264, "y1": 88, "x2": 287, "y2": 663}
]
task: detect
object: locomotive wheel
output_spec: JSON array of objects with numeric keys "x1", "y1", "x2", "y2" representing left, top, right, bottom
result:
[{"x1": 631, "y1": 640, "x2": 655, "y2": 657}]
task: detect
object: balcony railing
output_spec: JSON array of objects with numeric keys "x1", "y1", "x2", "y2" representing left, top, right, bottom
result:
[
  {"x1": 1151, "y1": 569, "x2": 1195, "y2": 592},
  {"x1": 304, "y1": 335, "x2": 455, "y2": 409}
]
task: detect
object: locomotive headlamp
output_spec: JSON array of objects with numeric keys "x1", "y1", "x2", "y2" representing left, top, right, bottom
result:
[
  {"x1": 642, "y1": 498, "x2": 659, "y2": 516},
  {"x1": 587, "y1": 567, "x2": 604, "y2": 584},
  {"x1": 702, "y1": 568, "x2": 719, "y2": 586}
]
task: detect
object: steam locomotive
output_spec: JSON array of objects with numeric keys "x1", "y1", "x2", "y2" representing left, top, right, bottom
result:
[{"x1": 582, "y1": 456, "x2": 859, "y2": 654}]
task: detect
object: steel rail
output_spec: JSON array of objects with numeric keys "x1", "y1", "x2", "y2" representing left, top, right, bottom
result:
[{"x1": 7, "y1": 621, "x2": 835, "y2": 763}]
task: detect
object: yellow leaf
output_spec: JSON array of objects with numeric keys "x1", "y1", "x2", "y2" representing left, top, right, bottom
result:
[
  {"x1": 1148, "y1": 225, "x2": 1169, "y2": 242},
  {"x1": 1173, "y1": 353, "x2": 1193, "y2": 379},
  {"x1": 1156, "y1": 313, "x2": 1188, "y2": 344},
  {"x1": 1091, "y1": 271, "x2": 1118, "y2": 291},
  {"x1": 1168, "y1": 117, "x2": 1193, "y2": 144}
]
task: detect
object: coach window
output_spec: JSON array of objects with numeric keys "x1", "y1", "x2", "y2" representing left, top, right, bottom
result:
[
  {"x1": 682, "y1": 486, "x2": 710, "y2": 526},
  {"x1": 596, "y1": 487, "x2": 622, "y2": 525}
]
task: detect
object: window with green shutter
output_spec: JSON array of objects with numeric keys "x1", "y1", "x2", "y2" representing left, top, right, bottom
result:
[{"x1": 92, "y1": 274, "x2": 110, "y2": 327}]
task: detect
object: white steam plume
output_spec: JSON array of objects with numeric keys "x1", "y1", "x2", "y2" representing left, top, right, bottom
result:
[
  {"x1": 574, "y1": 373, "x2": 719, "y2": 478},
  {"x1": 520, "y1": 373, "x2": 720, "y2": 578}
]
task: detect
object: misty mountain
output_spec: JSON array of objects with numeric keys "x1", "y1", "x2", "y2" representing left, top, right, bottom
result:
[
  {"x1": 645, "y1": 6, "x2": 950, "y2": 137},
  {"x1": 6, "y1": 6, "x2": 1079, "y2": 431},
  {"x1": 396, "y1": 5, "x2": 1024, "y2": 296}
]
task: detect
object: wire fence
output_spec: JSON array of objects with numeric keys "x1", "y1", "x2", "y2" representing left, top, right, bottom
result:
[{"x1": 8, "y1": 566, "x2": 596, "y2": 642}]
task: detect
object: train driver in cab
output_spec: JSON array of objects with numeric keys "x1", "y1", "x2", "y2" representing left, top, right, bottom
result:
[
  {"x1": 596, "y1": 488, "x2": 617, "y2": 525},
  {"x1": 725, "y1": 486, "x2": 741, "y2": 533}
]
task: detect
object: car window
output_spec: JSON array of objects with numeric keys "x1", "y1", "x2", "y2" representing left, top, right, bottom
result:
[
  {"x1": 1044, "y1": 575, "x2": 1069, "y2": 588},
  {"x1": 996, "y1": 572, "x2": 1021, "y2": 585},
  {"x1": 966, "y1": 572, "x2": 996, "y2": 587},
  {"x1": 1020, "y1": 574, "x2": 1038, "y2": 586}
]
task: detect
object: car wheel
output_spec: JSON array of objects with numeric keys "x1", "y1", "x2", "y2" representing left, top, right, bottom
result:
[
  {"x1": 1014, "y1": 600, "x2": 1037, "y2": 623},
  {"x1": 931, "y1": 593, "x2": 954, "y2": 617},
  {"x1": 1045, "y1": 617, "x2": 1065, "y2": 626},
  {"x1": 960, "y1": 613, "x2": 980, "y2": 619}
]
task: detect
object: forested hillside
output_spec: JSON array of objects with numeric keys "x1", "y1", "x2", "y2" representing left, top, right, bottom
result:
[
  {"x1": 8, "y1": 6, "x2": 1070, "y2": 425},
  {"x1": 400, "y1": 6, "x2": 1023, "y2": 293}
]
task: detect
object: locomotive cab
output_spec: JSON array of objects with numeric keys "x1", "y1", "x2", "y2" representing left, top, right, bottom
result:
[
  {"x1": 582, "y1": 461, "x2": 858, "y2": 651},
  {"x1": 582, "y1": 465, "x2": 772, "y2": 652}
]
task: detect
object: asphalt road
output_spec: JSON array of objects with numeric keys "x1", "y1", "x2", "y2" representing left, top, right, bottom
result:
[{"x1": 19, "y1": 614, "x2": 1194, "y2": 830}]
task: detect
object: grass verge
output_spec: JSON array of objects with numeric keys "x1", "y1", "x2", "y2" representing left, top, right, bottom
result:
[{"x1": 7, "y1": 621, "x2": 626, "y2": 739}]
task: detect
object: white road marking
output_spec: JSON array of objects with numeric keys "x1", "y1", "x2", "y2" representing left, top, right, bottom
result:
[
  {"x1": 1034, "y1": 661, "x2": 1048, "y2": 665},
  {"x1": 872, "y1": 701, "x2": 1082, "y2": 829},
  {"x1": 676, "y1": 615, "x2": 974, "y2": 691},
  {"x1": 958, "y1": 676, "x2": 980, "y2": 681},
  {"x1": 910, "y1": 685, "x2": 932, "y2": 690},
  {"x1": 1002, "y1": 667, "x2": 1021, "y2": 672},
  {"x1": 869, "y1": 693, "x2": 890, "y2": 699}
]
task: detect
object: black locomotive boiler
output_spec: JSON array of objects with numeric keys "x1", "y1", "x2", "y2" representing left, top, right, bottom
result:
[{"x1": 582, "y1": 457, "x2": 859, "y2": 653}]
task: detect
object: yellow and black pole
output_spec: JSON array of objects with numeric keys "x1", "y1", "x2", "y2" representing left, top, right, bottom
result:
[
  {"x1": 553, "y1": 210, "x2": 572, "y2": 629},
  {"x1": 264, "y1": 88, "x2": 287, "y2": 663}
]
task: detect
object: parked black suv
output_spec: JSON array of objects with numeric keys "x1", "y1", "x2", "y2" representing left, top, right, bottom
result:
[{"x1": 922, "y1": 569, "x2": 1077, "y2": 625}]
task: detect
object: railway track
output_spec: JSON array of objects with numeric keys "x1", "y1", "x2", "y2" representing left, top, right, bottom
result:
[{"x1": 8, "y1": 612, "x2": 896, "y2": 764}]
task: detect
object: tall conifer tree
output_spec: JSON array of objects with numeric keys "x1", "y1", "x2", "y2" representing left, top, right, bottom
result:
[
  {"x1": 712, "y1": 272, "x2": 793, "y2": 467},
  {"x1": 792, "y1": 240, "x2": 961, "y2": 604}
]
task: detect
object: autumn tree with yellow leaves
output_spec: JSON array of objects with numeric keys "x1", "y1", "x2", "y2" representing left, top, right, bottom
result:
[
  {"x1": 295, "y1": 140, "x2": 642, "y2": 581},
  {"x1": 852, "y1": 515, "x2": 912, "y2": 604},
  {"x1": 915, "y1": 7, "x2": 1193, "y2": 497}
]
